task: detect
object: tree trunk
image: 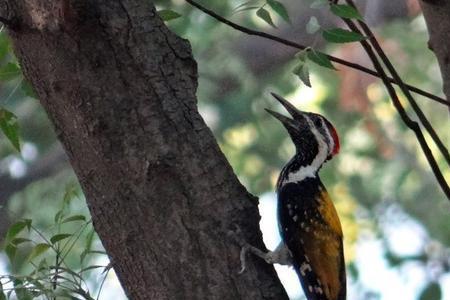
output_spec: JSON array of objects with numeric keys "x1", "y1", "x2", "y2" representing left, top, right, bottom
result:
[
  {"x1": 2, "y1": 0, "x2": 288, "y2": 299},
  {"x1": 420, "y1": 0, "x2": 450, "y2": 103}
]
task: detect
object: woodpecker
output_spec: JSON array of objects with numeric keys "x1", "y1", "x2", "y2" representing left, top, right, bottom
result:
[{"x1": 239, "y1": 93, "x2": 345, "y2": 300}]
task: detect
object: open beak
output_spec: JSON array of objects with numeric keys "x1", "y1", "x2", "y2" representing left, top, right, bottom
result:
[
  {"x1": 270, "y1": 93, "x2": 304, "y2": 119},
  {"x1": 265, "y1": 93, "x2": 305, "y2": 129}
]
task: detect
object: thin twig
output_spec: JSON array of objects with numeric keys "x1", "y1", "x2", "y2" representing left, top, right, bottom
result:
[
  {"x1": 344, "y1": 0, "x2": 450, "y2": 167},
  {"x1": 185, "y1": 0, "x2": 449, "y2": 107},
  {"x1": 340, "y1": 16, "x2": 450, "y2": 200}
]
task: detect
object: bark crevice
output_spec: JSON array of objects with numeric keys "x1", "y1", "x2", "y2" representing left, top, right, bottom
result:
[{"x1": 3, "y1": 0, "x2": 288, "y2": 299}]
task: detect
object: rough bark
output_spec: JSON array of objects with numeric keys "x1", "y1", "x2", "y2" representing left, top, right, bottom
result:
[
  {"x1": 2, "y1": 0, "x2": 288, "y2": 299},
  {"x1": 420, "y1": 0, "x2": 450, "y2": 103},
  {"x1": 0, "y1": 0, "x2": 416, "y2": 203}
]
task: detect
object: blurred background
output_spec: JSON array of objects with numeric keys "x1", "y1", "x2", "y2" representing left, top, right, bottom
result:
[{"x1": 1, "y1": 0, "x2": 449, "y2": 299}]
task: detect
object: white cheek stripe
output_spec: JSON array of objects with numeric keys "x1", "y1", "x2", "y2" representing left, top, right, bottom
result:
[
  {"x1": 321, "y1": 118, "x2": 334, "y2": 155},
  {"x1": 281, "y1": 116, "x2": 328, "y2": 186}
]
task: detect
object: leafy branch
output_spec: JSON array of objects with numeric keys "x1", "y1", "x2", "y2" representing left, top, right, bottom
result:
[
  {"x1": 184, "y1": 0, "x2": 449, "y2": 107},
  {"x1": 332, "y1": 0, "x2": 450, "y2": 199},
  {"x1": 184, "y1": 0, "x2": 450, "y2": 200},
  {"x1": 0, "y1": 186, "x2": 109, "y2": 300}
]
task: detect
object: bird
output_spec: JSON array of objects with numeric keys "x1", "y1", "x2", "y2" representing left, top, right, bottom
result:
[{"x1": 238, "y1": 93, "x2": 346, "y2": 300}]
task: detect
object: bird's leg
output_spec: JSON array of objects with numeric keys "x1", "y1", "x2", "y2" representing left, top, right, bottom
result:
[
  {"x1": 228, "y1": 227, "x2": 292, "y2": 273},
  {"x1": 239, "y1": 241, "x2": 292, "y2": 273}
]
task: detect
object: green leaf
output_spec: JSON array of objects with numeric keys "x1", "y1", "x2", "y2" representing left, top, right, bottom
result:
[
  {"x1": 23, "y1": 219, "x2": 32, "y2": 231},
  {"x1": 256, "y1": 7, "x2": 277, "y2": 28},
  {"x1": 0, "y1": 63, "x2": 20, "y2": 81},
  {"x1": 36, "y1": 258, "x2": 49, "y2": 273},
  {"x1": 5, "y1": 244, "x2": 17, "y2": 263},
  {"x1": 306, "y1": 16, "x2": 320, "y2": 34},
  {"x1": 54, "y1": 209, "x2": 65, "y2": 224},
  {"x1": 267, "y1": 0, "x2": 290, "y2": 23},
  {"x1": 0, "y1": 34, "x2": 11, "y2": 62},
  {"x1": 5, "y1": 221, "x2": 27, "y2": 242},
  {"x1": 28, "y1": 243, "x2": 51, "y2": 261},
  {"x1": 0, "y1": 108, "x2": 20, "y2": 152},
  {"x1": 233, "y1": 6, "x2": 260, "y2": 15},
  {"x1": 293, "y1": 63, "x2": 311, "y2": 87},
  {"x1": 11, "y1": 238, "x2": 31, "y2": 246},
  {"x1": 330, "y1": 4, "x2": 363, "y2": 20},
  {"x1": 419, "y1": 282, "x2": 442, "y2": 300},
  {"x1": 157, "y1": 9, "x2": 181, "y2": 22},
  {"x1": 322, "y1": 28, "x2": 365, "y2": 43},
  {"x1": 61, "y1": 215, "x2": 86, "y2": 224},
  {"x1": 306, "y1": 49, "x2": 336, "y2": 70},
  {"x1": 295, "y1": 49, "x2": 308, "y2": 62},
  {"x1": 21, "y1": 81, "x2": 37, "y2": 99},
  {"x1": 63, "y1": 184, "x2": 79, "y2": 206},
  {"x1": 50, "y1": 233, "x2": 73, "y2": 244},
  {"x1": 13, "y1": 279, "x2": 33, "y2": 300}
]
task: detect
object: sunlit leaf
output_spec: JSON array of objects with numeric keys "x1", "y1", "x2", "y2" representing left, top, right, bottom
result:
[
  {"x1": 157, "y1": 9, "x2": 181, "y2": 22},
  {"x1": 28, "y1": 243, "x2": 51, "y2": 261},
  {"x1": 267, "y1": 0, "x2": 290, "y2": 23},
  {"x1": 322, "y1": 28, "x2": 365, "y2": 43},
  {"x1": 306, "y1": 49, "x2": 336, "y2": 70},
  {"x1": 293, "y1": 63, "x2": 311, "y2": 87},
  {"x1": 233, "y1": 0, "x2": 259, "y2": 12},
  {"x1": 330, "y1": 4, "x2": 363, "y2": 20},
  {"x1": 0, "y1": 63, "x2": 20, "y2": 81},
  {"x1": 61, "y1": 215, "x2": 86, "y2": 224},
  {"x1": 233, "y1": 6, "x2": 260, "y2": 15},
  {"x1": 306, "y1": 16, "x2": 320, "y2": 34},
  {"x1": 0, "y1": 108, "x2": 20, "y2": 152},
  {"x1": 256, "y1": 7, "x2": 277, "y2": 28},
  {"x1": 50, "y1": 233, "x2": 73, "y2": 244}
]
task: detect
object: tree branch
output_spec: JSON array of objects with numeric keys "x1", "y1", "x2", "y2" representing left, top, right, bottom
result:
[
  {"x1": 185, "y1": 0, "x2": 449, "y2": 107},
  {"x1": 419, "y1": 0, "x2": 450, "y2": 104},
  {"x1": 345, "y1": 0, "x2": 450, "y2": 168},
  {"x1": 340, "y1": 3, "x2": 450, "y2": 200}
]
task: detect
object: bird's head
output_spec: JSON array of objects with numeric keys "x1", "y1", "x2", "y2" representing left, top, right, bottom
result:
[{"x1": 266, "y1": 93, "x2": 340, "y2": 167}]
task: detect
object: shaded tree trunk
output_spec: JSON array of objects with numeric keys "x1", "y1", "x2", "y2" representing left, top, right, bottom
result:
[
  {"x1": 420, "y1": 0, "x2": 450, "y2": 103},
  {"x1": 2, "y1": 0, "x2": 288, "y2": 299}
]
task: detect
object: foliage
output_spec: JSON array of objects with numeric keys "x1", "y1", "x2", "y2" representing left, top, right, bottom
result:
[
  {"x1": 0, "y1": 186, "x2": 109, "y2": 300},
  {"x1": 1, "y1": 0, "x2": 450, "y2": 299}
]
